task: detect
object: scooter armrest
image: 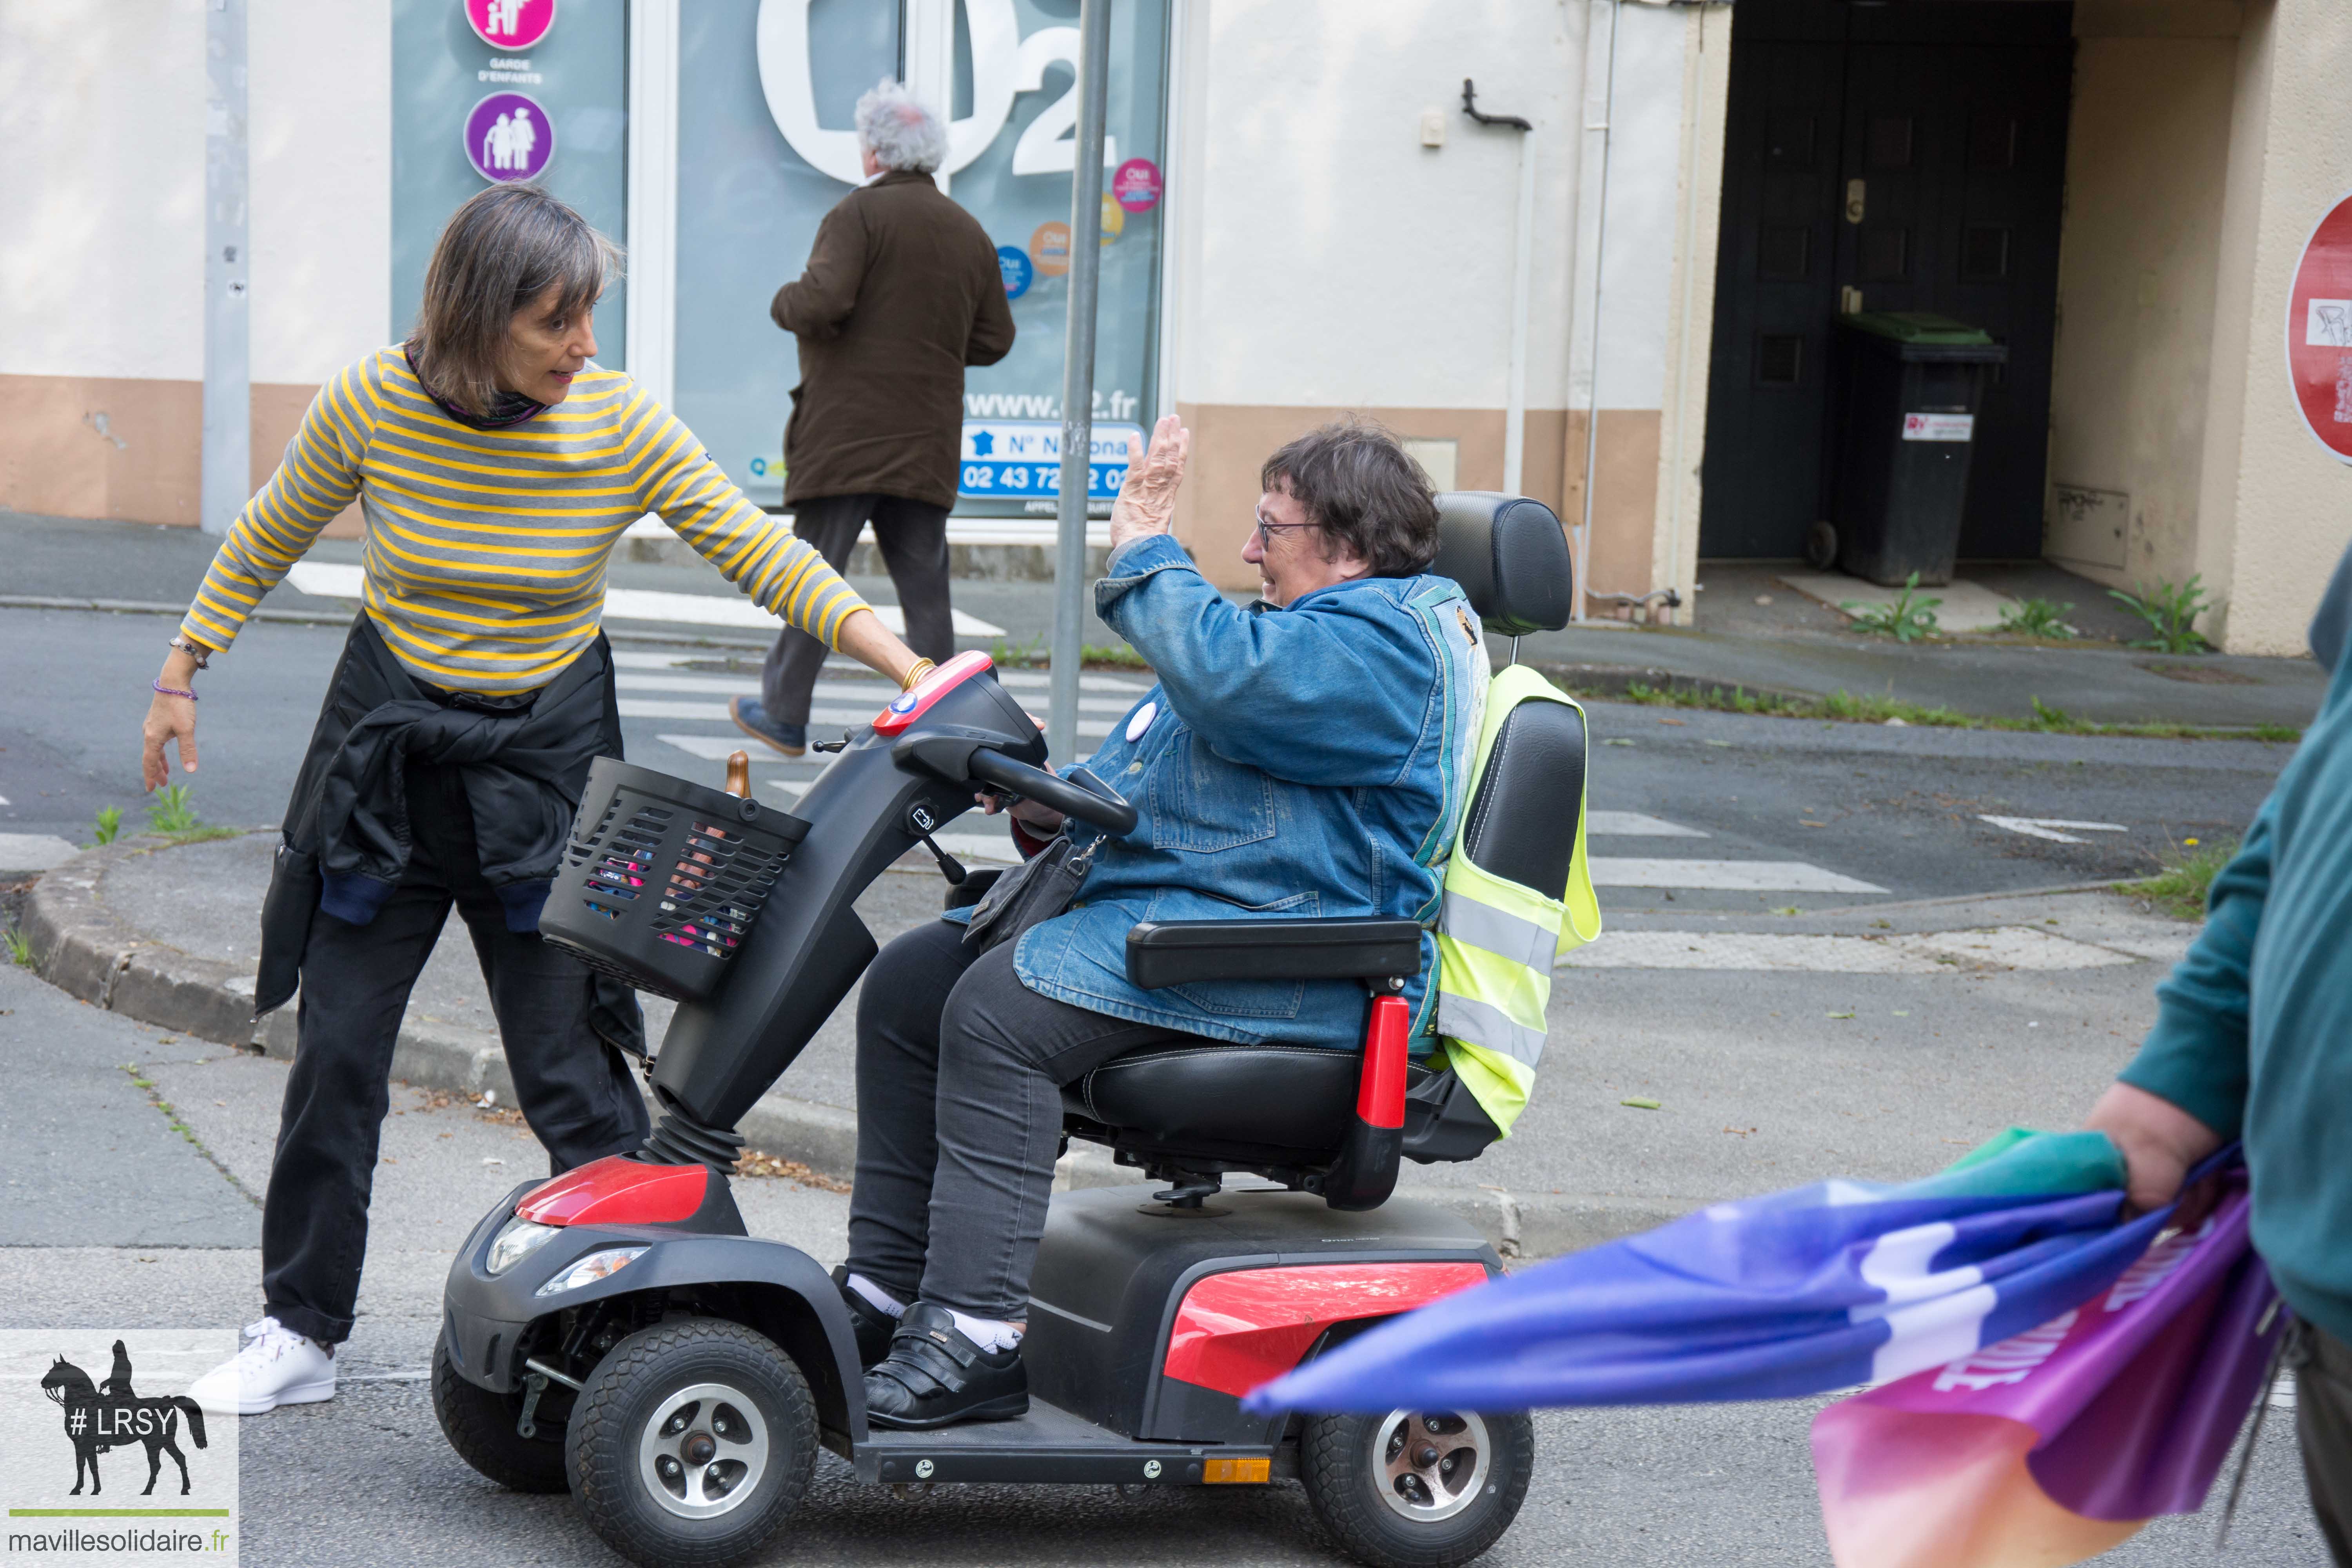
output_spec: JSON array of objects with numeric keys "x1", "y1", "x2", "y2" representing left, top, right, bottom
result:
[{"x1": 1124, "y1": 918, "x2": 1425, "y2": 990}]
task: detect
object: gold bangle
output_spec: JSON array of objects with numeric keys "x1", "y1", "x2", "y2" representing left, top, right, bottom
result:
[{"x1": 900, "y1": 658, "x2": 937, "y2": 692}]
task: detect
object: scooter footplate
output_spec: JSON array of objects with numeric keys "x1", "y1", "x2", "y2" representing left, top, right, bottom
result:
[{"x1": 854, "y1": 1399, "x2": 1267, "y2": 1486}]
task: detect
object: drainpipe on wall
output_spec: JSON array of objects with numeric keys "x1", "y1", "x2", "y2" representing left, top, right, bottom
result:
[
  {"x1": 201, "y1": 0, "x2": 249, "y2": 536},
  {"x1": 1461, "y1": 81, "x2": 1537, "y2": 499},
  {"x1": 1570, "y1": 0, "x2": 1624, "y2": 622}
]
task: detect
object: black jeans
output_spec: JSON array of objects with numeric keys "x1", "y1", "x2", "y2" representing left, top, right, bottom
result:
[
  {"x1": 2296, "y1": 1319, "x2": 2352, "y2": 1566},
  {"x1": 762, "y1": 492, "x2": 956, "y2": 725},
  {"x1": 259, "y1": 763, "x2": 651, "y2": 1345},
  {"x1": 845, "y1": 920, "x2": 1189, "y2": 1321}
]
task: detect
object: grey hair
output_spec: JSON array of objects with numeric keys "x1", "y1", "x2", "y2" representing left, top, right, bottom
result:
[
  {"x1": 407, "y1": 184, "x2": 621, "y2": 417},
  {"x1": 855, "y1": 77, "x2": 948, "y2": 174}
]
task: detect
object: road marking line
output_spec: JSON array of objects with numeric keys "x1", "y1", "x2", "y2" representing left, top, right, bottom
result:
[
  {"x1": 624, "y1": 699, "x2": 1113, "y2": 736},
  {"x1": 657, "y1": 734, "x2": 828, "y2": 762},
  {"x1": 284, "y1": 562, "x2": 1006, "y2": 636},
  {"x1": 1979, "y1": 815, "x2": 2129, "y2": 845},
  {"x1": 1559, "y1": 927, "x2": 2135, "y2": 973},
  {"x1": 616, "y1": 672, "x2": 1133, "y2": 711},
  {"x1": 1589, "y1": 858, "x2": 1887, "y2": 893},
  {"x1": 1587, "y1": 811, "x2": 1708, "y2": 838}
]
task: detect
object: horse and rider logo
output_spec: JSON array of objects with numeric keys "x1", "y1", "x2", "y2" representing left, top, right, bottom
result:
[{"x1": 38, "y1": 1341, "x2": 210, "y2": 1496}]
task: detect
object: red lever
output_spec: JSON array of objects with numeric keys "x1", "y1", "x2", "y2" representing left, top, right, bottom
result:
[{"x1": 1356, "y1": 994, "x2": 1410, "y2": 1129}]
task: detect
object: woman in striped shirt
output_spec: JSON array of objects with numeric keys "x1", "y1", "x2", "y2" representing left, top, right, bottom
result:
[{"x1": 150, "y1": 185, "x2": 927, "y2": 1419}]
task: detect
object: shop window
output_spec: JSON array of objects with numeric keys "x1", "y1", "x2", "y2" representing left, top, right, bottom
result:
[
  {"x1": 669, "y1": 0, "x2": 1170, "y2": 512},
  {"x1": 389, "y1": 0, "x2": 628, "y2": 361},
  {"x1": 1757, "y1": 334, "x2": 1804, "y2": 386}
]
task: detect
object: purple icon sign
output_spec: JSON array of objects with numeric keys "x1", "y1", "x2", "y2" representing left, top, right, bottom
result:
[{"x1": 465, "y1": 92, "x2": 554, "y2": 183}]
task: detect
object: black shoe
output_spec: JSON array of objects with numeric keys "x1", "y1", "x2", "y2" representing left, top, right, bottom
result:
[
  {"x1": 862, "y1": 1302, "x2": 1028, "y2": 1430},
  {"x1": 832, "y1": 1267, "x2": 900, "y2": 1370}
]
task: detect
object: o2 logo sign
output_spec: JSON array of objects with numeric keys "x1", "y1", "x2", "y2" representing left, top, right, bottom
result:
[{"x1": 756, "y1": 0, "x2": 1122, "y2": 186}]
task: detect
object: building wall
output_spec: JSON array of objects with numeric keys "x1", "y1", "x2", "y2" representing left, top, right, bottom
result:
[
  {"x1": 2045, "y1": 5, "x2": 2241, "y2": 592},
  {"x1": 2196, "y1": 0, "x2": 2352, "y2": 654},
  {"x1": 1166, "y1": 0, "x2": 1709, "y2": 598},
  {"x1": 0, "y1": 0, "x2": 389, "y2": 532}
]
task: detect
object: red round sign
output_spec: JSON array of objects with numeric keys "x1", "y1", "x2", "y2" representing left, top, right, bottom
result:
[
  {"x1": 2286, "y1": 188, "x2": 2352, "y2": 463},
  {"x1": 466, "y1": 0, "x2": 556, "y2": 52}
]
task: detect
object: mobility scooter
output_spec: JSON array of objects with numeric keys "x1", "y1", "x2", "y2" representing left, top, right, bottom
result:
[{"x1": 433, "y1": 494, "x2": 1584, "y2": 1567}]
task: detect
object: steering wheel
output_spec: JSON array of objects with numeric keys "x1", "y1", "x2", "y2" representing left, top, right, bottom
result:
[{"x1": 968, "y1": 749, "x2": 1140, "y2": 836}]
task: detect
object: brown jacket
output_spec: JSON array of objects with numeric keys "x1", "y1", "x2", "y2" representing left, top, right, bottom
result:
[{"x1": 771, "y1": 169, "x2": 1016, "y2": 509}]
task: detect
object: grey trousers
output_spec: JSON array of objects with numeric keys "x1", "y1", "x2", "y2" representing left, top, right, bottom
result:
[
  {"x1": 844, "y1": 920, "x2": 1189, "y2": 1321},
  {"x1": 761, "y1": 492, "x2": 957, "y2": 725},
  {"x1": 2296, "y1": 1318, "x2": 2352, "y2": 1566}
]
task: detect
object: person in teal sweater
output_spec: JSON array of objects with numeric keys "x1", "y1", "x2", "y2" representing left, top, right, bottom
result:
[{"x1": 2087, "y1": 548, "x2": 2352, "y2": 1565}]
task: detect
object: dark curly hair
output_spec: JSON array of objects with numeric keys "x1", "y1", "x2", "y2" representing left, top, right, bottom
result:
[{"x1": 1259, "y1": 417, "x2": 1441, "y2": 577}]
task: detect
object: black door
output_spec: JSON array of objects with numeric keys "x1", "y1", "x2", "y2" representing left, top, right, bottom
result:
[{"x1": 1699, "y1": 2, "x2": 2072, "y2": 561}]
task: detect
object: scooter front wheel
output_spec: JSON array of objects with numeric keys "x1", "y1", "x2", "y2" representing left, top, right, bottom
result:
[
  {"x1": 566, "y1": 1317, "x2": 817, "y2": 1568},
  {"x1": 1299, "y1": 1408, "x2": 1535, "y2": 1568},
  {"x1": 431, "y1": 1329, "x2": 569, "y2": 1494}
]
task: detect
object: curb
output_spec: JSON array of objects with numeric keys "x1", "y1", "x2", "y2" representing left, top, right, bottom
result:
[
  {"x1": 21, "y1": 837, "x2": 1685, "y2": 1261},
  {"x1": 1523, "y1": 660, "x2": 1820, "y2": 707}
]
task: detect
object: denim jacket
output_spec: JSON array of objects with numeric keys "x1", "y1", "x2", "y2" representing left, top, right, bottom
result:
[{"x1": 1006, "y1": 532, "x2": 1487, "y2": 1048}]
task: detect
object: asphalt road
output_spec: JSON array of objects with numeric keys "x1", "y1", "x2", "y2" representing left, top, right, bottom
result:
[
  {"x1": 0, "y1": 604, "x2": 2297, "y2": 912},
  {"x1": 0, "y1": 557, "x2": 2334, "y2": 1564},
  {"x1": 0, "y1": 961, "x2": 2330, "y2": 1568}
]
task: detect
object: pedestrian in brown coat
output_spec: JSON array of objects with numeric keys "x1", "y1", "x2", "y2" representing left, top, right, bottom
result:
[{"x1": 733, "y1": 78, "x2": 1017, "y2": 757}]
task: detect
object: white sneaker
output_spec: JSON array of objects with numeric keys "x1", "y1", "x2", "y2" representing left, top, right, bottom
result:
[{"x1": 189, "y1": 1317, "x2": 336, "y2": 1416}]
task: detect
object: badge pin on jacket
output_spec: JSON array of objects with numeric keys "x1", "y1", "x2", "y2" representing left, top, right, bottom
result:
[{"x1": 1126, "y1": 701, "x2": 1157, "y2": 742}]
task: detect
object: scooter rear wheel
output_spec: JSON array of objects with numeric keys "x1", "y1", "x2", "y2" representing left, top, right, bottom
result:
[
  {"x1": 431, "y1": 1329, "x2": 568, "y2": 1494},
  {"x1": 1299, "y1": 1408, "x2": 1534, "y2": 1568},
  {"x1": 565, "y1": 1317, "x2": 817, "y2": 1568}
]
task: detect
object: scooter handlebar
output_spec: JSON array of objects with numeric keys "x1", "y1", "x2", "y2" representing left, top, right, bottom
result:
[{"x1": 968, "y1": 748, "x2": 1140, "y2": 836}]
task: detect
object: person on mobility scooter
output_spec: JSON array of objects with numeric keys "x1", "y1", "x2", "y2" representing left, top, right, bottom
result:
[
  {"x1": 433, "y1": 415, "x2": 1588, "y2": 1568},
  {"x1": 838, "y1": 414, "x2": 1488, "y2": 1430}
]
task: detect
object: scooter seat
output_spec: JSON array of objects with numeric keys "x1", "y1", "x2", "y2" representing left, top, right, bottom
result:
[{"x1": 1063, "y1": 1042, "x2": 1431, "y2": 1156}]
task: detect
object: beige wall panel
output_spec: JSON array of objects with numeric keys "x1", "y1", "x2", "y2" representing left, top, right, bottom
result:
[
  {"x1": 1563, "y1": 410, "x2": 1664, "y2": 608},
  {"x1": 1171, "y1": 404, "x2": 1571, "y2": 593},
  {"x1": 2047, "y1": 38, "x2": 2236, "y2": 589},
  {"x1": 2198, "y1": 0, "x2": 2352, "y2": 653},
  {"x1": 0, "y1": 375, "x2": 359, "y2": 539}
]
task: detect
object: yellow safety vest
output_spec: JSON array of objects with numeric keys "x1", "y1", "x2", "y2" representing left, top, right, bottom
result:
[{"x1": 1434, "y1": 664, "x2": 1602, "y2": 1136}]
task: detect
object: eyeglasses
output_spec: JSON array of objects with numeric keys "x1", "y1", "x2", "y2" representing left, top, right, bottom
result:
[{"x1": 1253, "y1": 509, "x2": 1319, "y2": 550}]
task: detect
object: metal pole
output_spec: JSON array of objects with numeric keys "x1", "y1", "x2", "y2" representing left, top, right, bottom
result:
[
  {"x1": 1573, "y1": 0, "x2": 1623, "y2": 622},
  {"x1": 1048, "y1": 0, "x2": 1112, "y2": 764},
  {"x1": 201, "y1": 0, "x2": 250, "y2": 536}
]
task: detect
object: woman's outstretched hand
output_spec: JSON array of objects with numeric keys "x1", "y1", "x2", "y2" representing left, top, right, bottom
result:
[
  {"x1": 141, "y1": 648, "x2": 203, "y2": 790},
  {"x1": 1108, "y1": 413, "x2": 1191, "y2": 555}
]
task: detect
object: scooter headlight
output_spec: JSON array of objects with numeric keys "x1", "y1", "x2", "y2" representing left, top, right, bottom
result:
[
  {"x1": 486, "y1": 1217, "x2": 560, "y2": 1275},
  {"x1": 535, "y1": 1247, "x2": 649, "y2": 1298}
]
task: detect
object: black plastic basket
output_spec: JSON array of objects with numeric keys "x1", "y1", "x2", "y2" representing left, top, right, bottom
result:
[{"x1": 539, "y1": 757, "x2": 809, "y2": 1003}]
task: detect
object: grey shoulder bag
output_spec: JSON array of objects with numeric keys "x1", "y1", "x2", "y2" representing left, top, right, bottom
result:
[{"x1": 961, "y1": 832, "x2": 1099, "y2": 954}]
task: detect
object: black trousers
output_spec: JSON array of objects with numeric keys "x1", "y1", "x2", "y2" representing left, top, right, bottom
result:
[
  {"x1": 762, "y1": 492, "x2": 957, "y2": 726},
  {"x1": 259, "y1": 763, "x2": 651, "y2": 1345},
  {"x1": 845, "y1": 920, "x2": 1189, "y2": 1321},
  {"x1": 2298, "y1": 1319, "x2": 2352, "y2": 1566}
]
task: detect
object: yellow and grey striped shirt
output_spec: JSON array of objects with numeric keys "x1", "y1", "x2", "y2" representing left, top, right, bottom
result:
[{"x1": 180, "y1": 347, "x2": 866, "y2": 694}]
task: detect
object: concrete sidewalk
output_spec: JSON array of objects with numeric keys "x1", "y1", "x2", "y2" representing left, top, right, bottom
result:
[
  {"x1": 2, "y1": 506, "x2": 2326, "y2": 728},
  {"x1": 21, "y1": 828, "x2": 2207, "y2": 1263}
]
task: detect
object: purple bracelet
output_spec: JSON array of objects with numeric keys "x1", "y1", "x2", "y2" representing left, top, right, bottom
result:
[{"x1": 152, "y1": 680, "x2": 197, "y2": 702}]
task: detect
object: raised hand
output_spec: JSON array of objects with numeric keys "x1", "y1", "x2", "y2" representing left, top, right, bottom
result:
[{"x1": 1108, "y1": 413, "x2": 1191, "y2": 554}]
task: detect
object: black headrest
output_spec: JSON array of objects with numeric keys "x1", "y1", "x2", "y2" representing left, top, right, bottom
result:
[{"x1": 1430, "y1": 492, "x2": 1575, "y2": 636}]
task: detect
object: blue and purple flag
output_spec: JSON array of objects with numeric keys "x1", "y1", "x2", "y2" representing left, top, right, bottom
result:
[{"x1": 1244, "y1": 1130, "x2": 2171, "y2": 1415}]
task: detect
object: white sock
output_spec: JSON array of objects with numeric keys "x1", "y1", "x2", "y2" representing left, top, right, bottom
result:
[
  {"x1": 949, "y1": 1310, "x2": 1025, "y2": 1354},
  {"x1": 845, "y1": 1272, "x2": 906, "y2": 1319}
]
